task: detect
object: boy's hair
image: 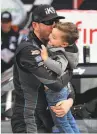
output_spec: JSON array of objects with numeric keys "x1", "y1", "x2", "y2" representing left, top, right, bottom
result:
[{"x1": 55, "y1": 22, "x2": 79, "y2": 45}]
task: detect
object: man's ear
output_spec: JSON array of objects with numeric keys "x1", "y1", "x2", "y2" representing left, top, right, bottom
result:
[
  {"x1": 61, "y1": 42, "x2": 68, "y2": 47},
  {"x1": 32, "y1": 22, "x2": 39, "y2": 30},
  {"x1": 32, "y1": 22, "x2": 36, "y2": 28}
]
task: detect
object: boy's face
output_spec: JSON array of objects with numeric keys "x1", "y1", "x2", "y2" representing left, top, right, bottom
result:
[{"x1": 48, "y1": 28, "x2": 68, "y2": 47}]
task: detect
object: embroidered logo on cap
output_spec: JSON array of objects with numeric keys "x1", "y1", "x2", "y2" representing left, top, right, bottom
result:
[{"x1": 45, "y1": 7, "x2": 56, "y2": 15}]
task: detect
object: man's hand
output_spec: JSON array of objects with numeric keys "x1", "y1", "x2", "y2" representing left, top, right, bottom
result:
[
  {"x1": 41, "y1": 45, "x2": 48, "y2": 61},
  {"x1": 50, "y1": 98, "x2": 73, "y2": 117}
]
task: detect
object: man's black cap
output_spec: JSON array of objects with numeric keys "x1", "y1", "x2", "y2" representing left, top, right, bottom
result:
[
  {"x1": 32, "y1": 4, "x2": 65, "y2": 22},
  {"x1": 1, "y1": 11, "x2": 12, "y2": 23}
]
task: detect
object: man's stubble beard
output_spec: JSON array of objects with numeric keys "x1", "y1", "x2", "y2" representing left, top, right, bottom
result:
[
  {"x1": 41, "y1": 38, "x2": 49, "y2": 46},
  {"x1": 40, "y1": 30, "x2": 50, "y2": 46}
]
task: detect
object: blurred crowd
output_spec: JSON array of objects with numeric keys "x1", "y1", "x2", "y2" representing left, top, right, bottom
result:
[
  {"x1": 1, "y1": 11, "x2": 30, "y2": 73},
  {"x1": 1, "y1": 11, "x2": 19, "y2": 73}
]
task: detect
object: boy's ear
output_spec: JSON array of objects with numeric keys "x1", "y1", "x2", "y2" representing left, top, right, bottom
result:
[{"x1": 61, "y1": 42, "x2": 69, "y2": 47}]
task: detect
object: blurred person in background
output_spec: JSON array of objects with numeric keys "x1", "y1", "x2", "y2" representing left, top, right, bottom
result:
[{"x1": 1, "y1": 11, "x2": 19, "y2": 73}]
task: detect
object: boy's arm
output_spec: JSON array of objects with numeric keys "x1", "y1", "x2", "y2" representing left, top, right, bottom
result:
[
  {"x1": 41, "y1": 45, "x2": 68, "y2": 75},
  {"x1": 44, "y1": 55, "x2": 68, "y2": 75}
]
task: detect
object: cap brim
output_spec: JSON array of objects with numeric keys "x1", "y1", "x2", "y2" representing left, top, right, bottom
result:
[
  {"x1": 54, "y1": 16, "x2": 65, "y2": 20},
  {"x1": 41, "y1": 15, "x2": 65, "y2": 22}
]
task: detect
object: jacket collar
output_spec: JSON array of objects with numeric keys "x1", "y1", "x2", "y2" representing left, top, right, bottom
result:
[{"x1": 29, "y1": 31, "x2": 43, "y2": 48}]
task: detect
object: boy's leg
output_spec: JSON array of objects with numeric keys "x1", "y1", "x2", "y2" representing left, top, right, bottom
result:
[
  {"x1": 50, "y1": 108, "x2": 74, "y2": 133},
  {"x1": 67, "y1": 110, "x2": 80, "y2": 133},
  {"x1": 47, "y1": 87, "x2": 75, "y2": 133}
]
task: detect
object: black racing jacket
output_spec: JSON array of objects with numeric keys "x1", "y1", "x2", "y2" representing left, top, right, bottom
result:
[{"x1": 11, "y1": 32, "x2": 73, "y2": 133}]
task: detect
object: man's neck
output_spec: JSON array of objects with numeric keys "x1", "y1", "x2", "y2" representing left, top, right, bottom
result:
[{"x1": 33, "y1": 31, "x2": 47, "y2": 46}]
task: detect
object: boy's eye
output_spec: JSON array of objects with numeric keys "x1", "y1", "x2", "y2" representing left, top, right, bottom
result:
[
  {"x1": 52, "y1": 35, "x2": 56, "y2": 39},
  {"x1": 53, "y1": 37, "x2": 56, "y2": 39}
]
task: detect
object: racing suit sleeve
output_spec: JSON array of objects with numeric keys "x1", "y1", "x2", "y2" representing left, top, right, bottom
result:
[{"x1": 17, "y1": 46, "x2": 64, "y2": 92}]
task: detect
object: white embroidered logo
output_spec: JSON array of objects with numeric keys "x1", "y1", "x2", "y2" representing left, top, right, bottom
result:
[
  {"x1": 45, "y1": 7, "x2": 56, "y2": 14},
  {"x1": 31, "y1": 50, "x2": 40, "y2": 55}
]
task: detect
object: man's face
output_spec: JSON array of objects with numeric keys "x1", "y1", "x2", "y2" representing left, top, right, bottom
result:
[
  {"x1": 1, "y1": 21, "x2": 12, "y2": 33},
  {"x1": 33, "y1": 20, "x2": 57, "y2": 43},
  {"x1": 39, "y1": 23, "x2": 54, "y2": 41}
]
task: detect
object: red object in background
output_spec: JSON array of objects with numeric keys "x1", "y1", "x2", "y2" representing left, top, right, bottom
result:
[
  {"x1": 77, "y1": 0, "x2": 84, "y2": 8},
  {"x1": 73, "y1": 0, "x2": 84, "y2": 9},
  {"x1": 12, "y1": 25, "x2": 19, "y2": 32}
]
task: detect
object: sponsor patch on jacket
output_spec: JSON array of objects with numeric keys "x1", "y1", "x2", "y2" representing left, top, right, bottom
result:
[
  {"x1": 37, "y1": 61, "x2": 44, "y2": 67},
  {"x1": 35, "y1": 55, "x2": 42, "y2": 62},
  {"x1": 31, "y1": 50, "x2": 40, "y2": 55},
  {"x1": 23, "y1": 35, "x2": 29, "y2": 41}
]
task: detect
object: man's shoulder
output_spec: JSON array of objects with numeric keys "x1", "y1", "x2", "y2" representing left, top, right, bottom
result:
[
  {"x1": 16, "y1": 37, "x2": 38, "y2": 55},
  {"x1": 19, "y1": 37, "x2": 35, "y2": 48}
]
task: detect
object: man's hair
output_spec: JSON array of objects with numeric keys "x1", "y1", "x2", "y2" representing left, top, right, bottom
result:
[{"x1": 55, "y1": 22, "x2": 79, "y2": 45}]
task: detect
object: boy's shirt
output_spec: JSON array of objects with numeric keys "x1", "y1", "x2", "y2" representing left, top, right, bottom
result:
[{"x1": 44, "y1": 43, "x2": 79, "y2": 76}]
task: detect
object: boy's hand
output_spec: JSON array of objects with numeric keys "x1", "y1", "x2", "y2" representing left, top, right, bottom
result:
[{"x1": 41, "y1": 45, "x2": 48, "y2": 61}]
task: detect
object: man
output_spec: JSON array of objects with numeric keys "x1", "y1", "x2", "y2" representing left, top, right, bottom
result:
[
  {"x1": 1, "y1": 11, "x2": 19, "y2": 73},
  {"x1": 11, "y1": 5, "x2": 74, "y2": 133}
]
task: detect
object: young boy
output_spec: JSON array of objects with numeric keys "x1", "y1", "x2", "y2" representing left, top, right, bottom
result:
[{"x1": 41, "y1": 22, "x2": 80, "y2": 133}]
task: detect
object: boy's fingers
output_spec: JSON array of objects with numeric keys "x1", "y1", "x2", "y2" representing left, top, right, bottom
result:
[
  {"x1": 56, "y1": 114, "x2": 65, "y2": 117},
  {"x1": 51, "y1": 105, "x2": 61, "y2": 110},
  {"x1": 41, "y1": 44, "x2": 45, "y2": 49},
  {"x1": 56, "y1": 101, "x2": 63, "y2": 106}
]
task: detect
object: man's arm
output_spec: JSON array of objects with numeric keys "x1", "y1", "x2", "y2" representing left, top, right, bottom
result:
[{"x1": 50, "y1": 82, "x2": 75, "y2": 117}]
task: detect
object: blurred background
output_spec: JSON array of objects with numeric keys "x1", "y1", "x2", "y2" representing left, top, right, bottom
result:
[{"x1": 1, "y1": 0, "x2": 97, "y2": 133}]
